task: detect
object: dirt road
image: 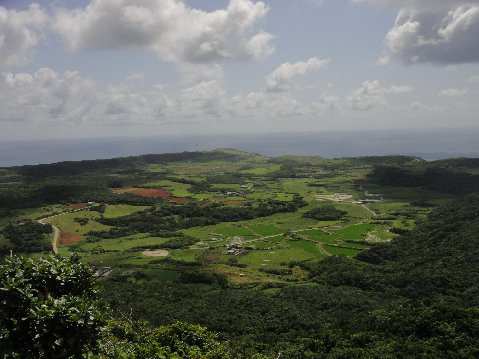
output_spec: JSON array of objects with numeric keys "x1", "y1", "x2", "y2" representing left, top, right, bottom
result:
[
  {"x1": 361, "y1": 204, "x2": 377, "y2": 217},
  {"x1": 37, "y1": 217, "x2": 61, "y2": 254}
]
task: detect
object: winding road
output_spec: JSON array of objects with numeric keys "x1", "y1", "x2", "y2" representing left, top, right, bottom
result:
[{"x1": 37, "y1": 217, "x2": 60, "y2": 254}]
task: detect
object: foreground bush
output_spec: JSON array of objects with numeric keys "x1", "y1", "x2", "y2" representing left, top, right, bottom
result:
[{"x1": 0, "y1": 255, "x2": 105, "y2": 358}]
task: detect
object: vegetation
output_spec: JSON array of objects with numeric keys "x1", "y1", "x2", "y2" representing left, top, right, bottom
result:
[
  {"x1": 0, "y1": 255, "x2": 104, "y2": 358},
  {"x1": 2, "y1": 220, "x2": 52, "y2": 252},
  {"x1": 302, "y1": 205, "x2": 347, "y2": 221},
  {"x1": 2, "y1": 149, "x2": 479, "y2": 357}
]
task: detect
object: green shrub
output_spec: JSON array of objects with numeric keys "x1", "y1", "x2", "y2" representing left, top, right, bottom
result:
[{"x1": 0, "y1": 254, "x2": 105, "y2": 358}]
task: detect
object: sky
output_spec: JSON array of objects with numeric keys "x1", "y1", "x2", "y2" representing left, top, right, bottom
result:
[{"x1": 1, "y1": 0, "x2": 479, "y2": 141}]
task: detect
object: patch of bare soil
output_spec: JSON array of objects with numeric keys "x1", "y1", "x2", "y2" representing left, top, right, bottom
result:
[
  {"x1": 59, "y1": 231, "x2": 83, "y2": 245},
  {"x1": 142, "y1": 250, "x2": 169, "y2": 257},
  {"x1": 65, "y1": 203, "x2": 87, "y2": 210},
  {"x1": 112, "y1": 187, "x2": 190, "y2": 203}
]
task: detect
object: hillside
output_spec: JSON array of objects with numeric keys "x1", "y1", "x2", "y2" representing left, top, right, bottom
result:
[{"x1": 1, "y1": 150, "x2": 479, "y2": 357}]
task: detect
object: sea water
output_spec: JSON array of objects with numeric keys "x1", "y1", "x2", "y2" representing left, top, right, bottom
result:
[{"x1": 1, "y1": 128, "x2": 478, "y2": 167}]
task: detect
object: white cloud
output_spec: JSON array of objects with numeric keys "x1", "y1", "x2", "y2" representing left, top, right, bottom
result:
[
  {"x1": 409, "y1": 101, "x2": 440, "y2": 112},
  {"x1": 177, "y1": 80, "x2": 225, "y2": 120},
  {"x1": 0, "y1": 67, "x2": 161, "y2": 124},
  {"x1": 365, "y1": 1, "x2": 479, "y2": 65},
  {"x1": 346, "y1": 80, "x2": 412, "y2": 110},
  {"x1": 439, "y1": 88, "x2": 468, "y2": 97},
  {"x1": 469, "y1": 75, "x2": 479, "y2": 82},
  {"x1": 0, "y1": 67, "x2": 319, "y2": 127},
  {"x1": 312, "y1": 92, "x2": 340, "y2": 112},
  {"x1": 266, "y1": 57, "x2": 329, "y2": 92},
  {"x1": 52, "y1": 0, "x2": 273, "y2": 65},
  {"x1": 353, "y1": 0, "x2": 479, "y2": 11},
  {"x1": 177, "y1": 63, "x2": 224, "y2": 84},
  {"x1": 0, "y1": 4, "x2": 47, "y2": 69}
]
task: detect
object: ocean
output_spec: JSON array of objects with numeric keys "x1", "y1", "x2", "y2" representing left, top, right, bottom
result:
[{"x1": 1, "y1": 128, "x2": 478, "y2": 167}]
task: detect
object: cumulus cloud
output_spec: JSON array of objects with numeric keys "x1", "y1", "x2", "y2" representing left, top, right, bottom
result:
[
  {"x1": 0, "y1": 67, "x2": 311, "y2": 127},
  {"x1": 409, "y1": 101, "x2": 441, "y2": 112},
  {"x1": 0, "y1": 67, "x2": 160, "y2": 124},
  {"x1": 0, "y1": 4, "x2": 47, "y2": 69},
  {"x1": 439, "y1": 88, "x2": 468, "y2": 97},
  {"x1": 177, "y1": 63, "x2": 224, "y2": 84},
  {"x1": 266, "y1": 57, "x2": 329, "y2": 92},
  {"x1": 353, "y1": 0, "x2": 479, "y2": 11},
  {"x1": 176, "y1": 80, "x2": 225, "y2": 120},
  {"x1": 346, "y1": 80, "x2": 411, "y2": 110},
  {"x1": 357, "y1": 1, "x2": 479, "y2": 65},
  {"x1": 52, "y1": 0, "x2": 273, "y2": 64},
  {"x1": 312, "y1": 92, "x2": 340, "y2": 112},
  {"x1": 379, "y1": 5, "x2": 479, "y2": 65}
]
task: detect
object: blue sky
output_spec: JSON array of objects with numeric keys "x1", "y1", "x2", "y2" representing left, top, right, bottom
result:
[{"x1": 1, "y1": 0, "x2": 478, "y2": 140}]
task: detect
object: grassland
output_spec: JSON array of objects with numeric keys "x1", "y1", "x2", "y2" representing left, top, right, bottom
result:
[{"x1": 103, "y1": 205, "x2": 150, "y2": 218}]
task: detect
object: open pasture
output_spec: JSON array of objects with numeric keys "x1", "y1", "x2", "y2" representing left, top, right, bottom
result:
[
  {"x1": 249, "y1": 225, "x2": 284, "y2": 236},
  {"x1": 253, "y1": 241, "x2": 283, "y2": 249},
  {"x1": 265, "y1": 236, "x2": 285, "y2": 243},
  {"x1": 287, "y1": 240, "x2": 326, "y2": 258},
  {"x1": 239, "y1": 164, "x2": 282, "y2": 175},
  {"x1": 45, "y1": 210, "x2": 111, "y2": 235},
  {"x1": 95, "y1": 236, "x2": 169, "y2": 252},
  {"x1": 238, "y1": 247, "x2": 317, "y2": 268},
  {"x1": 330, "y1": 223, "x2": 376, "y2": 240},
  {"x1": 215, "y1": 227, "x2": 256, "y2": 237},
  {"x1": 323, "y1": 245, "x2": 361, "y2": 257},
  {"x1": 103, "y1": 204, "x2": 150, "y2": 218}
]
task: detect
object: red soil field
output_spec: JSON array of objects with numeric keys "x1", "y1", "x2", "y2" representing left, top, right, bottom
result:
[
  {"x1": 65, "y1": 203, "x2": 87, "y2": 210},
  {"x1": 112, "y1": 187, "x2": 190, "y2": 203},
  {"x1": 59, "y1": 231, "x2": 83, "y2": 245}
]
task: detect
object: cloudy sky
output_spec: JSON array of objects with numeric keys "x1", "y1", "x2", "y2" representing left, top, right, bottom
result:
[{"x1": 1, "y1": 0, "x2": 479, "y2": 141}]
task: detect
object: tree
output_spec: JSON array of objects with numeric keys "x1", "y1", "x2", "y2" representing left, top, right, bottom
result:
[
  {"x1": 302, "y1": 205, "x2": 347, "y2": 221},
  {"x1": 0, "y1": 255, "x2": 105, "y2": 358},
  {"x1": 101, "y1": 320, "x2": 231, "y2": 358}
]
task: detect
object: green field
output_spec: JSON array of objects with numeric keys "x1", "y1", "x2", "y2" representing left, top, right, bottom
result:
[
  {"x1": 215, "y1": 227, "x2": 256, "y2": 236},
  {"x1": 249, "y1": 225, "x2": 284, "y2": 236},
  {"x1": 46, "y1": 210, "x2": 111, "y2": 235},
  {"x1": 287, "y1": 240, "x2": 326, "y2": 258},
  {"x1": 331, "y1": 223, "x2": 376, "y2": 240},
  {"x1": 323, "y1": 245, "x2": 362, "y2": 257},
  {"x1": 103, "y1": 204, "x2": 150, "y2": 218}
]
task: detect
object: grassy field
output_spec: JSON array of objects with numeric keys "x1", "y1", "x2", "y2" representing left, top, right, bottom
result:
[
  {"x1": 46, "y1": 210, "x2": 111, "y2": 235},
  {"x1": 331, "y1": 223, "x2": 376, "y2": 240},
  {"x1": 103, "y1": 205, "x2": 150, "y2": 218},
  {"x1": 323, "y1": 245, "x2": 362, "y2": 257},
  {"x1": 215, "y1": 227, "x2": 256, "y2": 236},
  {"x1": 239, "y1": 247, "x2": 318, "y2": 268},
  {"x1": 86, "y1": 236, "x2": 169, "y2": 252},
  {"x1": 266, "y1": 236, "x2": 286, "y2": 243},
  {"x1": 239, "y1": 164, "x2": 282, "y2": 175},
  {"x1": 287, "y1": 240, "x2": 326, "y2": 258},
  {"x1": 249, "y1": 225, "x2": 284, "y2": 236}
]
